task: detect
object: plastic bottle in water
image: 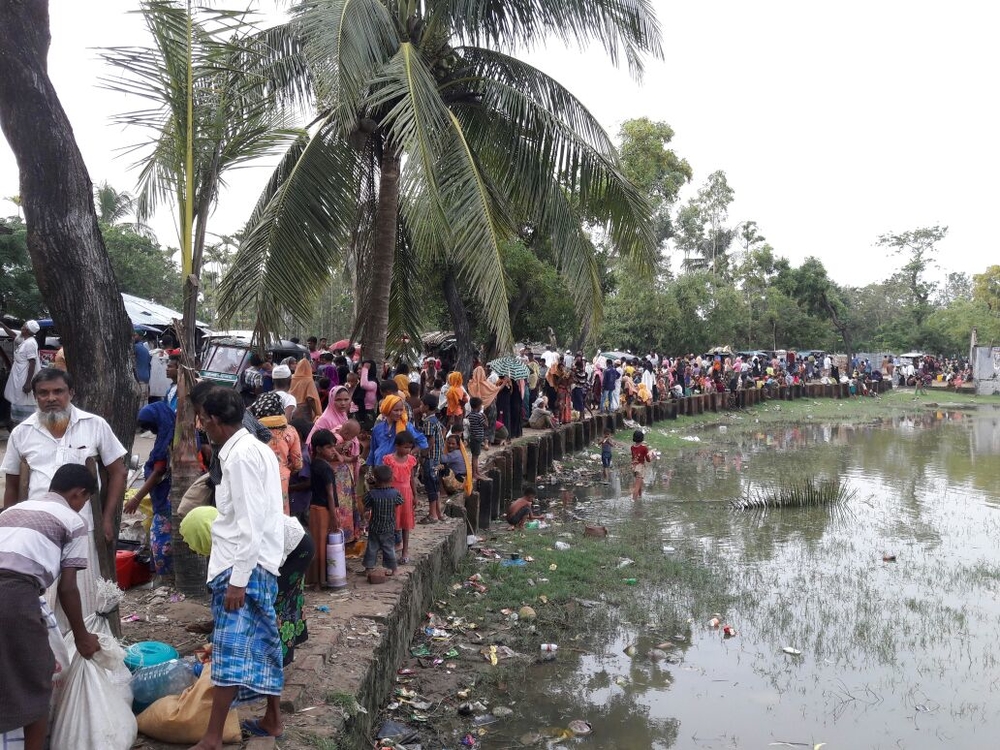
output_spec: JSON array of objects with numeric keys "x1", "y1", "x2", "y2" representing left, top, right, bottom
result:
[{"x1": 131, "y1": 658, "x2": 196, "y2": 706}]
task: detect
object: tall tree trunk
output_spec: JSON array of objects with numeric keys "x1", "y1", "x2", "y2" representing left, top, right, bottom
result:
[
  {"x1": 358, "y1": 140, "x2": 399, "y2": 366},
  {"x1": 0, "y1": 0, "x2": 138, "y2": 587},
  {"x1": 170, "y1": 318, "x2": 206, "y2": 596},
  {"x1": 443, "y1": 267, "x2": 475, "y2": 377},
  {"x1": 0, "y1": 1, "x2": 136, "y2": 445}
]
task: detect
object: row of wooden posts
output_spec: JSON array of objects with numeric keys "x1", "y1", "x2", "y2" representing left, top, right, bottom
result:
[{"x1": 454, "y1": 379, "x2": 893, "y2": 531}]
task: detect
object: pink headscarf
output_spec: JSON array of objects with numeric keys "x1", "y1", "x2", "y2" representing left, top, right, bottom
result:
[{"x1": 308, "y1": 386, "x2": 350, "y2": 445}]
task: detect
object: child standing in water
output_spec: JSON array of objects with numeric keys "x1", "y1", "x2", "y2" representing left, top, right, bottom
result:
[
  {"x1": 630, "y1": 429, "x2": 651, "y2": 500},
  {"x1": 600, "y1": 429, "x2": 615, "y2": 481},
  {"x1": 383, "y1": 431, "x2": 418, "y2": 563}
]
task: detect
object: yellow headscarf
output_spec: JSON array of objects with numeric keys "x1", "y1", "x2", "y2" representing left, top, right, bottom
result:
[{"x1": 379, "y1": 394, "x2": 408, "y2": 433}]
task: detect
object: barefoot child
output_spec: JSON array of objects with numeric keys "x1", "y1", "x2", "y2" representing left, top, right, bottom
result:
[
  {"x1": 417, "y1": 395, "x2": 446, "y2": 523},
  {"x1": 507, "y1": 484, "x2": 541, "y2": 529},
  {"x1": 600, "y1": 429, "x2": 615, "y2": 480},
  {"x1": 308, "y1": 429, "x2": 341, "y2": 588},
  {"x1": 467, "y1": 397, "x2": 487, "y2": 480},
  {"x1": 630, "y1": 429, "x2": 651, "y2": 500},
  {"x1": 383, "y1": 432, "x2": 418, "y2": 563},
  {"x1": 362, "y1": 465, "x2": 402, "y2": 577}
]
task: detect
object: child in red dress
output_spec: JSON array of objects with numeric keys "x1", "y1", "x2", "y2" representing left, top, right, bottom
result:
[
  {"x1": 630, "y1": 429, "x2": 651, "y2": 500},
  {"x1": 383, "y1": 431, "x2": 418, "y2": 563}
]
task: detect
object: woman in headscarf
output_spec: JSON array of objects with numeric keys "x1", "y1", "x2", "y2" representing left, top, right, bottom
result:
[
  {"x1": 468, "y1": 365, "x2": 502, "y2": 444},
  {"x1": 547, "y1": 361, "x2": 572, "y2": 424},
  {"x1": 125, "y1": 401, "x2": 175, "y2": 576},
  {"x1": 366, "y1": 394, "x2": 428, "y2": 472},
  {"x1": 444, "y1": 371, "x2": 468, "y2": 429},
  {"x1": 308, "y1": 386, "x2": 361, "y2": 541},
  {"x1": 249, "y1": 391, "x2": 303, "y2": 514},
  {"x1": 0, "y1": 319, "x2": 39, "y2": 425},
  {"x1": 289, "y1": 357, "x2": 322, "y2": 421}
]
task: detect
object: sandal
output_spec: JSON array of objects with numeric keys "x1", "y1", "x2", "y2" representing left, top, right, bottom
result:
[
  {"x1": 418, "y1": 516, "x2": 436, "y2": 525},
  {"x1": 241, "y1": 718, "x2": 284, "y2": 740}
]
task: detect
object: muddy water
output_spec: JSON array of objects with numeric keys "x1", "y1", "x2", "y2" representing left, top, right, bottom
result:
[{"x1": 493, "y1": 407, "x2": 1000, "y2": 749}]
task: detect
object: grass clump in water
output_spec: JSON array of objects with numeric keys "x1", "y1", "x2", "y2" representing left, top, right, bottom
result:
[{"x1": 730, "y1": 477, "x2": 856, "y2": 511}]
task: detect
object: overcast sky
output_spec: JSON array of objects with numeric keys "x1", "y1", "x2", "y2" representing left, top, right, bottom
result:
[{"x1": 1, "y1": 0, "x2": 994, "y2": 288}]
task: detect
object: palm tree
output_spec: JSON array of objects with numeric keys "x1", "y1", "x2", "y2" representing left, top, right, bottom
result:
[
  {"x1": 101, "y1": 0, "x2": 302, "y2": 594},
  {"x1": 218, "y1": 0, "x2": 662, "y2": 364},
  {"x1": 5, "y1": 194, "x2": 22, "y2": 219}
]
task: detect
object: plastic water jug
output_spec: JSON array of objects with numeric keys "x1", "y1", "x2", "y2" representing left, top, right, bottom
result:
[
  {"x1": 326, "y1": 530, "x2": 347, "y2": 589},
  {"x1": 130, "y1": 658, "x2": 196, "y2": 712}
]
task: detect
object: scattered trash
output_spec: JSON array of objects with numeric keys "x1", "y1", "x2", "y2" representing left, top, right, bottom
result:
[
  {"x1": 518, "y1": 606, "x2": 537, "y2": 621},
  {"x1": 616, "y1": 558, "x2": 634, "y2": 569},
  {"x1": 315, "y1": 605, "x2": 330, "y2": 613},
  {"x1": 472, "y1": 714, "x2": 497, "y2": 726},
  {"x1": 460, "y1": 734, "x2": 478, "y2": 747},
  {"x1": 554, "y1": 541, "x2": 571, "y2": 551},
  {"x1": 882, "y1": 553, "x2": 897, "y2": 563},
  {"x1": 662, "y1": 546, "x2": 676, "y2": 553},
  {"x1": 493, "y1": 706, "x2": 514, "y2": 717},
  {"x1": 501, "y1": 558, "x2": 527, "y2": 567},
  {"x1": 458, "y1": 701, "x2": 488, "y2": 715},
  {"x1": 708, "y1": 617, "x2": 721, "y2": 628},
  {"x1": 540, "y1": 643, "x2": 558, "y2": 661},
  {"x1": 723, "y1": 625, "x2": 737, "y2": 638},
  {"x1": 623, "y1": 644, "x2": 637, "y2": 657},
  {"x1": 377, "y1": 719, "x2": 419, "y2": 742},
  {"x1": 548, "y1": 563, "x2": 558, "y2": 571},
  {"x1": 782, "y1": 647, "x2": 803, "y2": 656},
  {"x1": 584, "y1": 524, "x2": 608, "y2": 538},
  {"x1": 622, "y1": 578, "x2": 637, "y2": 586},
  {"x1": 410, "y1": 645, "x2": 431, "y2": 658},
  {"x1": 568, "y1": 719, "x2": 593, "y2": 736},
  {"x1": 681, "y1": 436, "x2": 701, "y2": 442},
  {"x1": 424, "y1": 628, "x2": 451, "y2": 639}
]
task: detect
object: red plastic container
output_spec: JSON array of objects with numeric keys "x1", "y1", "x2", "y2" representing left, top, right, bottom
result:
[{"x1": 116, "y1": 549, "x2": 152, "y2": 589}]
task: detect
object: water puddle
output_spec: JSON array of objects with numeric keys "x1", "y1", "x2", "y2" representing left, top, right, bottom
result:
[{"x1": 488, "y1": 408, "x2": 1000, "y2": 748}]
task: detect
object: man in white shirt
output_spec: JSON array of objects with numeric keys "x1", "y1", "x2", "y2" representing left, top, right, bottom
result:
[
  {"x1": 269, "y1": 364, "x2": 297, "y2": 420},
  {"x1": 192, "y1": 388, "x2": 285, "y2": 748},
  {"x1": 1, "y1": 368, "x2": 127, "y2": 628}
]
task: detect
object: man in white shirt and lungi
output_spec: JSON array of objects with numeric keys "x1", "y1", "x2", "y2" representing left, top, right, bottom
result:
[{"x1": 191, "y1": 388, "x2": 285, "y2": 749}]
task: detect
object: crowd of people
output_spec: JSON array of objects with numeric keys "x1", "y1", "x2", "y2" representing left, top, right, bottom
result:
[{"x1": 0, "y1": 326, "x2": 978, "y2": 748}]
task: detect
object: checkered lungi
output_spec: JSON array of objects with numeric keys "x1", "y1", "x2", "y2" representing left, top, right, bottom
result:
[{"x1": 209, "y1": 566, "x2": 283, "y2": 704}]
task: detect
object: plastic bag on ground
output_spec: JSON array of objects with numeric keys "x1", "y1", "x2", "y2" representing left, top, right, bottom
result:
[
  {"x1": 137, "y1": 664, "x2": 241, "y2": 744},
  {"x1": 50, "y1": 632, "x2": 138, "y2": 750}
]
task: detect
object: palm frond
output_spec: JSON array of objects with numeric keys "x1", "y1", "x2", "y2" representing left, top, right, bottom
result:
[
  {"x1": 452, "y1": 49, "x2": 656, "y2": 270},
  {"x1": 216, "y1": 117, "x2": 362, "y2": 340},
  {"x1": 385, "y1": 222, "x2": 426, "y2": 354},
  {"x1": 294, "y1": 0, "x2": 399, "y2": 133},
  {"x1": 439, "y1": 0, "x2": 662, "y2": 78}
]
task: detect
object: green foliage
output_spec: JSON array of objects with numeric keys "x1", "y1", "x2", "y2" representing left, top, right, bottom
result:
[
  {"x1": 617, "y1": 118, "x2": 691, "y2": 244},
  {"x1": 675, "y1": 170, "x2": 736, "y2": 276},
  {"x1": 0, "y1": 216, "x2": 44, "y2": 318},
  {"x1": 101, "y1": 223, "x2": 182, "y2": 308}
]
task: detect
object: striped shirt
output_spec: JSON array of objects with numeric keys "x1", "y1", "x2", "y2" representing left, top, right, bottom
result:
[{"x1": 0, "y1": 492, "x2": 88, "y2": 589}]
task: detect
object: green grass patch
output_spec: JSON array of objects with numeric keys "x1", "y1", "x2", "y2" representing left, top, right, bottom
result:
[{"x1": 435, "y1": 519, "x2": 730, "y2": 652}]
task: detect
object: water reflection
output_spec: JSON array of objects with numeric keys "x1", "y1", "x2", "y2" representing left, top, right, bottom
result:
[{"x1": 496, "y1": 407, "x2": 1000, "y2": 749}]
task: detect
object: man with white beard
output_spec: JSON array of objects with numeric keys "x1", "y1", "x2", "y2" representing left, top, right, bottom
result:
[{"x1": 1, "y1": 368, "x2": 127, "y2": 627}]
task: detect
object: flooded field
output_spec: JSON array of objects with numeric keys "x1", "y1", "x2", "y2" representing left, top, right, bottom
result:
[{"x1": 488, "y1": 407, "x2": 1000, "y2": 749}]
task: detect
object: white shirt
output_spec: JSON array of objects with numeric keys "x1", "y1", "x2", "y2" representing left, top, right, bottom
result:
[
  {"x1": 275, "y1": 390, "x2": 298, "y2": 412},
  {"x1": 208, "y1": 428, "x2": 284, "y2": 587},
  {"x1": 541, "y1": 351, "x2": 559, "y2": 368},
  {"x1": 1, "y1": 405, "x2": 127, "y2": 530}
]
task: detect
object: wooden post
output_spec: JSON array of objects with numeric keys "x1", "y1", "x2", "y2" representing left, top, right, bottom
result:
[
  {"x1": 525, "y1": 441, "x2": 539, "y2": 481},
  {"x1": 487, "y1": 468, "x2": 502, "y2": 520},
  {"x1": 475, "y1": 479, "x2": 492, "y2": 530}
]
